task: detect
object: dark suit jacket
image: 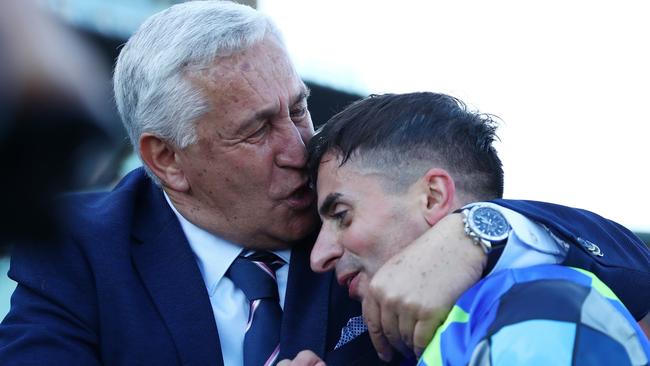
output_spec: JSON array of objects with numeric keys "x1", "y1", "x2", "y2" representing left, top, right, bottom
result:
[
  {"x1": 0, "y1": 168, "x2": 392, "y2": 366},
  {"x1": 492, "y1": 199, "x2": 650, "y2": 320},
  {"x1": 0, "y1": 169, "x2": 648, "y2": 365}
]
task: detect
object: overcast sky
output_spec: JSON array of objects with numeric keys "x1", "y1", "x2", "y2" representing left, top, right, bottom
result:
[{"x1": 261, "y1": 0, "x2": 650, "y2": 232}]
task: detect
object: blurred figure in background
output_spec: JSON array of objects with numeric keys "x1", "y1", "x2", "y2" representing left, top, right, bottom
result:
[{"x1": 0, "y1": 0, "x2": 122, "y2": 250}]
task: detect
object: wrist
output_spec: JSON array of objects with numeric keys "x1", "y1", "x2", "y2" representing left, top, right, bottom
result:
[
  {"x1": 445, "y1": 213, "x2": 488, "y2": 277},
  {"x1": 459, "y1": 204, "x2": 511, "y2": 254}
]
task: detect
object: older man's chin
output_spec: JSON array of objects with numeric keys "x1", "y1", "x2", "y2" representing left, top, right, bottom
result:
[{"x1": 282, "y1": 209, "x2": 320, "y2": 245}]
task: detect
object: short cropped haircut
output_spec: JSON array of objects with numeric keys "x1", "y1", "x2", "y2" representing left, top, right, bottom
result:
[
  {"x1": 113, "y1": 1, "x2": 282, "y2": 178},
  {"x1": 307, "y1": 92, "x2": 504, "y2": 200}
]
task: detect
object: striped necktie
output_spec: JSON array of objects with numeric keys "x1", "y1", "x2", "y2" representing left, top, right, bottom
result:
[{"x1": 227, "y1": 251, "x2": 285, "y2": 366}]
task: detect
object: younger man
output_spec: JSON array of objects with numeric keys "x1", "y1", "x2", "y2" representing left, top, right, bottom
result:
[{"x1": 300, "y1": 92, "x2": 650, "y2": 365}]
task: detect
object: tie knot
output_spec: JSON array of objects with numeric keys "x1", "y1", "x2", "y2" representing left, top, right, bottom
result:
[
  {"x1": 244, "y1": 251, "x2": 285, "y2": 272},
  {"x1": 227, "y1": 251, "x2": 285, "y2": 301}
]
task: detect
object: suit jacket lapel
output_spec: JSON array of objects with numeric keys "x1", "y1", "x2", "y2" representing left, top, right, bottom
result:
[
  {"x1": 131, "y1": 183, "x2": 223, "y2": 366},
  {"x1": 279, "y1": 238, "x2": 332, "y2": 359}
]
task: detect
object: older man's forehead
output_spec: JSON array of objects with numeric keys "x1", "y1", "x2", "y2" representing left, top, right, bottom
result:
[{"x1": 189, "y1": 46, "x2": 305, "y2": 122}]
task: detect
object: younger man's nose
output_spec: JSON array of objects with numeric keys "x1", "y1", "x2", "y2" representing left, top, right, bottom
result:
[{"x1": 310, "y1": 228, "x2": 343, "y2": 273}]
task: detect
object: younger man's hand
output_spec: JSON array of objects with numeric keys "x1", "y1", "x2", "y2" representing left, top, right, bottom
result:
[{"x1": 362, "y1": 214, "x2": 487, "y2": 361}]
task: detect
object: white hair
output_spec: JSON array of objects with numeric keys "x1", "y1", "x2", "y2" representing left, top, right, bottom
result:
[{"x1": 113, "y1": 0, "x2": 283, "y2": 178}]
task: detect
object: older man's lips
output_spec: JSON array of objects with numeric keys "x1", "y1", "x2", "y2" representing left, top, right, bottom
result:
[{"x1": 286, "y1": 184, "x2": 315, "y2": 210}]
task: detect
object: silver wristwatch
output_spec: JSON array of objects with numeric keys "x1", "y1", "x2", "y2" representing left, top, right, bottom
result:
[{"x1": 461, "y1": 204, "x2": 511, "y2": 253}]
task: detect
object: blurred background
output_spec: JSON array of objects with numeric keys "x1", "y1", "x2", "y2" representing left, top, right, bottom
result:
[{"x1": 1, "y1": 0, "x2": 648, "y2": 331}]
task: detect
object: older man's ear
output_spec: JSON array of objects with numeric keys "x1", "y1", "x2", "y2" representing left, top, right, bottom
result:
[
  {"x1": 139, "y1": 133, "x2": 190, "y2": 192},
  {"x1": 420, "y1": 168, "x2": 456, "y2": 227}
]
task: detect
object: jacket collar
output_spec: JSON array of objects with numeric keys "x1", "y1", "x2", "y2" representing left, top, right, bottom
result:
[
  {"x1": 131, "y1": 175, "x2": 224, "y2": 366},
  {"x1": 279, "y1": 234, "x2": 333, "y2": 359}
]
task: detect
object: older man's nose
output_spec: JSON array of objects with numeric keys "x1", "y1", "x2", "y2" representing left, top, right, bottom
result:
[{"x1": 275, "y1": 122, "x2": 308, "y2": 169}]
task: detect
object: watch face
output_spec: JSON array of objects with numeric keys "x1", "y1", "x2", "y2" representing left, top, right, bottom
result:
[{"x1": 469, "y1": 206, "x2": 510, "y2": 241}]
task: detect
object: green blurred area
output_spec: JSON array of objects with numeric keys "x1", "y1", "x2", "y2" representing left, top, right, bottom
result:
[{"x1": 638, "y1": 232, "x2": 650, "y2": 247}]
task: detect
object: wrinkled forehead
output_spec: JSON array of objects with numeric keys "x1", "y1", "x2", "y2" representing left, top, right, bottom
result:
[
  {"x1": 189, "y1": 35, "x2": 300, "y2": 92},
  {"x1": 187, "y1": 37, "x2": 306, "y2": 125}
]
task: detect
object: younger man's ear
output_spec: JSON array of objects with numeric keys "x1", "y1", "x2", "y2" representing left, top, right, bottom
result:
[
  {"x1": 139, "y1": 133, "x2": 189, "y2": 192},
  {"x1": 421, "y1": 168, "x2": 456, "y2": 226}
]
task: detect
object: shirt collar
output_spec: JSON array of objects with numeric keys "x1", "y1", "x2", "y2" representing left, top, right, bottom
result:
[{"x1": 163, "y1": 192, "x2": 291, "y2": 296}]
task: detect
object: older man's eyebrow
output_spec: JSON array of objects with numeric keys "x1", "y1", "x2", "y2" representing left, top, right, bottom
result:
[
  {"x1": 291, "y1": 86, "x2": 311, "y2": 106},
  {"x1": 235, "y1": 87, "x2": 310, "y2": 137},
  {"x1": 318, "y1": 192, "x2": 342, "y2": 217},
  {"x1": 233, "y1": 102, "x2": 279, "y2": 137}
]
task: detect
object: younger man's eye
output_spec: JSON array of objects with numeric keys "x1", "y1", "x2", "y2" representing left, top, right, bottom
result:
[{"x1": 332, "y1": 210, "x2": 349, "y2": 227}]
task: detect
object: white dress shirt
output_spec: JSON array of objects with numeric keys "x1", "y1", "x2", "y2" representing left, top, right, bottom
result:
[{"x1": 164, "y1": 194, "x2": 290, "y2": 366}]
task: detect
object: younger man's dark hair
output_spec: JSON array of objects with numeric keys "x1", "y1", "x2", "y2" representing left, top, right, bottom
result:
[{"x1": 307, "y1": 92, "x2": 504, "y2": 200}]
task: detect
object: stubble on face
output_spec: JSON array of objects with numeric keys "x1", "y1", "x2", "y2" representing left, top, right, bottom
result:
[{"x1": 314, "y1": 154, "x2": 429, "y2": 299}]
